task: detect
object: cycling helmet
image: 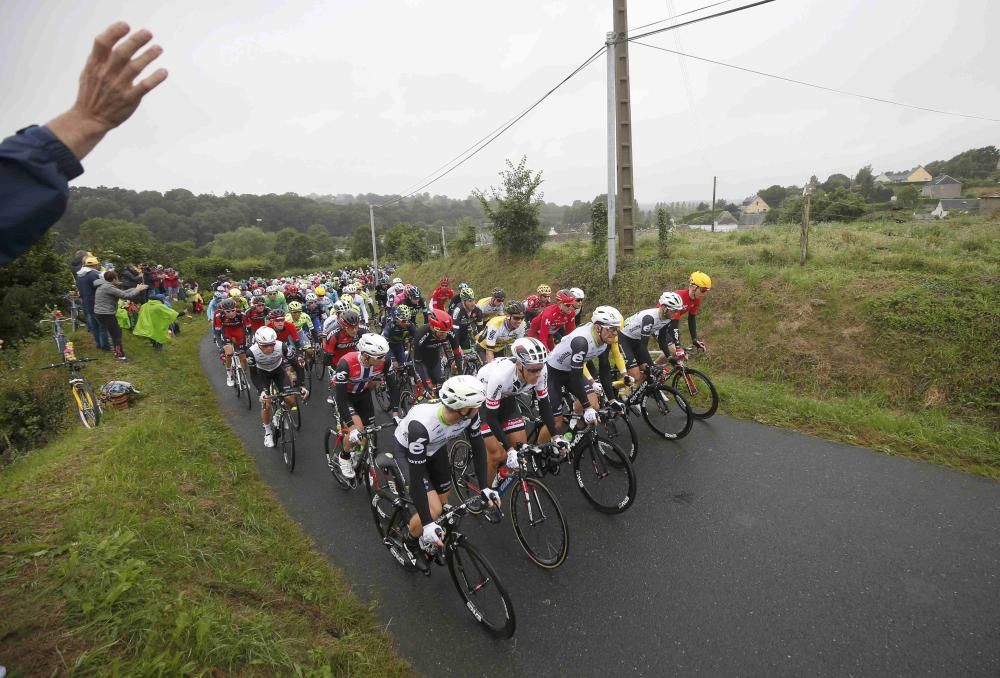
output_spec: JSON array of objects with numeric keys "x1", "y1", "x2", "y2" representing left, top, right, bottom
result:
[
  {"x1": 536, "y1": 284, "x2": 552, "y2": 295},
  {"x1": 216, "y1": 285, "x2": 227, "y2": 293},
  {"x1": 100, "y1": 380, "x2": 140, "y2": 397},
  {"x1": 288, "y1": 301, "x2": 303, "y2": 312},
  {"x1": 252, "y1": 294, "x2": 266, "y2": 305},
  {"x1": 220, "y1": 298, "x2": 237, "y2": 311},
  {"x1": 392, "y1": 277, "x2": 402, "y2": 285},
  {"x1": 315, "y1": 286, "x2": 326, "y2": 296},
  {"x1": 266, "y1": 285, "x2": 279, "y2": 294},
  {"x1": 504, "y1": 301, "x2": 525, "y2": 316},
  {"x1": 255, "y1": 326, "x2": 277, "y2": 345},
  {"x1": 591, "y1": 306, "x2": 623, "y2": 327},
  {"x1": 406, "y1": 285, "x2": 421, "y2": 300},
  {"x1": 340, "y1": 309, "x2": 361, "y2": 327},
  {"x1": 459, "y1": 287, "x2": 475, "y2": 301},
  {"x1": 213, "y1": 291, "x2": 226, "y2": 300},
  {"x1": 569, "y1": 287, "x2": 585, "y2": 301},
  {"x1": 555, "y1": 289, "x2": 576, "y2": 304},
  {"x1": 394, "y1": 305, "x2": 413, "y2": 322},
  {"x1": 658, "y1": 291, "x2": 684, "y2": 310},
  {"x1": 512, "y1": 337, "x2": 547, "y2": 365},
  {"x1": 689, "y1": 271, "x2": 712, "y2": 289},
  {"x1": 239, "y1": 283, "x2": 248, "y2": 291},
  {"x1": 439, "y1": 277, "x2": 449, "y2": 285},
  {"x1": 269, "y1": 308, "x2": 285, "y2": 320},
  {"x1": 457, "y1": 281, "x2": 469, "y2": 290},
  {"x1": 357, "y1": 333, "x2": 390, "y2": 358},
  {"x1": 525, "y1": 294, "x2": 541, "y2": 311},
  {"x1": 305, "y1": 293, "x2": 318, "y2": 302},
  {"x1": 491, "y1": 287, "x2": 506, "y2": 300},
  {"x1": 344, "y1": 284, "x2": 357, "y2": 294},
  {"x1": 439, "y1": 375, "x2": 487, "y2": 410},
  {"x1": 428, "y1": 308, "x2": 453, "y2": 331},
  {"x1": 332, "y1": 299, "x2": 350, "y2": 313},
  {"x1": 229, "y1": 288, "x2": 242, "y2": 298}
]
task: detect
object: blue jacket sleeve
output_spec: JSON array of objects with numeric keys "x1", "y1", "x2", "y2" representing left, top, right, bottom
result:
[{"x1": 0, "y1": 125, "x2": 84, "y2": 264}]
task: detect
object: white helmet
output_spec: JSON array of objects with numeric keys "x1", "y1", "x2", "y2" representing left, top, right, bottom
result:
[
  {"x1": 511, "y1": 337, "x2": 547, "y2": 365},
  {"x1": 439, "y1": 375, "x2": 487, "y2": 410},
  {"x1": 333, "y1": 299, "x2": 350, "y2": 313},
  {"x1": 569, "y1": 287, "x2": 585, "y2": 301},
  {"x1": 305, "y1": 292, "x2": 318, "y2": 302},
  {"x1": 255, "y1": 326, "x2": 277, "y2": 345},
  {"x1": 265, "y1": 285, "x2": 279, "y2": 294},
  {"x1": 658, "y1": 291, "x2": 684, "y2": 311},
  {"x1": 344, "y1": 284, "x2": 357, "y2": 294},
  {"x1": 356, "y1": 333, "x2": 389, "y2": 358},
  {"x1": 392, "y1": 277, "x2": 402, "y2": 285},
  {"x1": 216, "y1": 285, "x2": 227, "y2": 293},
  {"x1": 591, "y1": 305, "x2": 623, "y2": 327}
]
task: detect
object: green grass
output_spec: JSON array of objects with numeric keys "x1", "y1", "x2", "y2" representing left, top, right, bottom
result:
[
  {"x1": 400, "y1": 216, "x2": 1000, "y2": 477},
  {"x1": 0, "y1": 316, "x2": 412, "y2": 676}
]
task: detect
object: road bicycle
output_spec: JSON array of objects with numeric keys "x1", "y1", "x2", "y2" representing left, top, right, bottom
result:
[
  {"x1": 324, "y1": 421, "x2": 396, "y2": 506},
  {"x1": 41, "y1": 358, "x2": 102, "y2": 429},
  {"x1": 229, "y1": 348, "x2": 254, "y2": 410},
  {"x1": 612, "y1": 363, "x2": 693, "y2": 443},
  {"x1": 39, "y1": 310, "x2": 69, "y2": 359},
  {"x1": 63, "y1": 293, "x2": 82, "y2": 332},
  {"x1": 369, "y1": 462, "x2": 516, "y2": 638},
  {"x1": 663, "y1": 347, "x2": 719, "y2": 419},
  {"x1": 460, "y1": 346, "x2": 482, "y2": 376},
  {"x1": 266, "y1": 385, "x2": 299, "y2": 472},
  {"x1": 449, "y1": 441, "x2": 569, "y2": 569}
]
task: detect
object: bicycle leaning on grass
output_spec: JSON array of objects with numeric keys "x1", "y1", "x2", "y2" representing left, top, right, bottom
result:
[{"x1": 41, "y1": 358, "x2": 102, "y2": 429}]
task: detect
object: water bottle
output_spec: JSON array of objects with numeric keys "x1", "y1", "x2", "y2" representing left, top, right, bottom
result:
[{"x1": 491, "y1": 465, "x2": 511, "y2": 490}]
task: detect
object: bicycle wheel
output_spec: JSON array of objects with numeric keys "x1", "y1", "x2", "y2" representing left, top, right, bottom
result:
[
  {"x1": 382, "y1": 501, "x2": 418, "y2": 571},
  {"x1": 399, "y1": 389, "x2": 414, "y2": 416},
  {"x1": 671, "y1": 368, "x2": 719, "y2": 419},
  {"x1": 324, "y1": 427, "x2": 354, "y2": 490},
  {"x1": 573, "y1": 433, "x2": 636, "y2": 514},
  {"x1": 279, "y1": 411, "x2": 296, "y2": 472},
  {"x1": 362, "y1": 454, "x2": 395, "y2": 538},
  {"x1": 70, "y1": 309, "x2": 81, "y2": 333},
  {"x1": 374, "y1": 380, "x2": 393, "y2": 413},
  {"x1": 236, "y1": 366, "x2": 253, "y2": 410},
  {"x1": 509, "y1": 477, "x2": 568, "y2": 569},
  {"x1": 288, "y1": 392, "x2": 303, "y2": 430},
  {"x1": 515, "y1": 395, "x2": 538, "y2": 440},
  {"x1": 596, "y1": 415, "x2": 639, "y2": 463},
  {"x1": 640, "y1": 384, "x2": 693, "y2": 440},
  {"x1": 72, "y1": 382, "x2": 101, "y2": 429},
  {"x1": 447, "y1": 537, "x2": 516, "y2": 638},
  {"x1": 313, "y1": 352, "x2": 328, "y2": 380},
  {"x1": 448, "y1": 440, "x2": 483, "y2": 514}
]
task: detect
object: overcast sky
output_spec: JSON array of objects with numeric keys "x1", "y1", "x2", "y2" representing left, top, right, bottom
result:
[{"x1": 2, "y1": 0, "x2": 997, "y2": 206}]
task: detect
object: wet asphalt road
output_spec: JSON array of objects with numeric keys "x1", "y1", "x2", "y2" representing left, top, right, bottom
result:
[{"x1": 201, "y1": 336, "x2": 1000, "y2": 677}]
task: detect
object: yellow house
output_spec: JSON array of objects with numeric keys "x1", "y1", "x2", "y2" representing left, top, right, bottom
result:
[
  {"x1": 741, "y1": 195, "x2": 770, "y2": 214},
  {"x1": 874, "y1": 165, "x2": 932, "y2": 184},
  {"x1": 905, "y1": 166, "x2": 932, "y2": 183}
]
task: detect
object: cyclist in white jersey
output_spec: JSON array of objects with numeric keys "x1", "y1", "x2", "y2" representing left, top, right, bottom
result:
[
  {"x1": 619, "y1": 291, "x2": 685, "y2": 384},
  {"x1": 246, "y1": 326, "x2": 296, "y2": 448},
  {"x1": 477, "y1": 337, "x2": 567, "y2": 484},
  {"x1": 393, "y1": 375, "x2": 498, "y2": 571},
  {"x1": 542, "y1": 306, "x2": 623, "y2": 441}
]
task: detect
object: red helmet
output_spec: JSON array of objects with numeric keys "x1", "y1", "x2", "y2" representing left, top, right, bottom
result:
[
  {"x1": 555, "y1": 289, "x2": 576, "y2": 304},
  {"x1": 269, "y1": 308, "x2": 285, "y2": 320},
  {"x1": 286, "y1": 285, "x2": 298, "y2": 294},
  {"x1": 428, "y1": 308, "x2": 453, "y2": 332},
  {"x1": 525, "y1": 294, "x2": 541, "y2": 311},
  {"x1": 439, "y1": 277, "x2": 449, "y2": 286}
]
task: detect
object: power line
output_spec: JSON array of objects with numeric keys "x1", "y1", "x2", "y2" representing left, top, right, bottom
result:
[
  {"x1": 377, "y1": 46, "x2": 607, "y2": 208},
  {"x1": 632, "y1": 41, "x2": 1000, "y2": 123},
  {"x1": 628, "y1": 0, "x2": 742, "y2": 34},
  {"x1": 627, "y1": 0, "x2": 779, "y2": 42}
]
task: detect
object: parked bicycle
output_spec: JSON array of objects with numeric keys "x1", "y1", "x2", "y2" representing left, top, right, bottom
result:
[
  {"x1": 39, "y1": 310, "x2": 69, "y2": 359},
  {"x1": 41, "y1": 358, "x2": 102, "y2": 429}
]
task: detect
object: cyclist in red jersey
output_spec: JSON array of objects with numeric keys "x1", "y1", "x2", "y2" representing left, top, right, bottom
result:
[
  {"x1": 527, "y1": 288, "x2": 577, "y2": 351},
  {"x1": 663, "y1": 270, "x2": 712, "y2": 362},
  {"x1": 244, "y1": 294, "x2": 269, "y2": 332},
  {"x1": 330, "y1": 334, "x2": 390, "y2": 479},
  {"x1": 213, "y1": 298, "x2": 249, "y2": 386}
]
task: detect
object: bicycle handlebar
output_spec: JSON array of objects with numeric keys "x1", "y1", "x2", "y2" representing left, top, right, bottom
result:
[{"x1": 41, "y1": 358, "x2": 97, "y2": 369}]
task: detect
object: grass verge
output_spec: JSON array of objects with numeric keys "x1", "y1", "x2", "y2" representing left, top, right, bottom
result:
[
  {"x1": 0, "y1": 316, "x2": 412, "y2": 676},
  {"x1": 400, "y1": 216, "x2": 999, "y2": 478}
]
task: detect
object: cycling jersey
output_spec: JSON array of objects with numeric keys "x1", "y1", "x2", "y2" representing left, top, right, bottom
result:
[
  {"x1": 451, "y1": 303, "x2": 483, "y2": 350},
  {"x1": 286, "y1": 312, "x2": 312, "y2": 337},
  {"x1": 264, "y1": 293, "x2": 288, "y2": 312},
  {"x1": 247, "y1": 340, "x2": 286, "y2": 372},
  {"x1": 669, "y1": 288, "x2": 703, "y2": 346},
  {"x1": 386, "y1": 283, "x2": 405, "y2": 301},
  {"x1": 430, "y1": 285, "x2": 454, "y2": 311},
  {"x1": 267, "y1": 320, "x2": 306, "y2": 350},
  {"x1": 394, "y1": 402, "x2": 487, "y2": 525},
  {"x1": 476, "y1": 315, "x2": 525, "y2": 353},
  {"x1": 322, "y1": 321, "x2": 368, "y2": 366},
  {"x1": 244, "y1": 305, "x2": 269, "y2": 332},
  {"x1": 213, "y1": 309, "x2": 247, "y2": 345},
  {"x1": 527, "y1": 303, "x2": 576, "y2": 351},
  {"x1": 476, "y1": 297, "x2": 505, "y2": 320},
  {"x1": 478, "y1": 358, "x2": 559, "y2": 448},
  {"x1": 546, "y1": 323, "x2": 614, "y2": 411},
  {"x1": 333, "y1": 351, "x2": 386, "y2": 425}
]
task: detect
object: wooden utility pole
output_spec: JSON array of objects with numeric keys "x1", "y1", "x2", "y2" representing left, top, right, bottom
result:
[
  {"x1": 711, "y1": 175, "x2": 717, "y2": 233},
  {"x1": 612, "y1": 0, "x2": 635, "y2": 259},
  {"x1": 441, "y1": 224, "x2": 447, "y2": 257},
  {"x1": 800, "y1": 187, "x2": 811, "y2": 266}
]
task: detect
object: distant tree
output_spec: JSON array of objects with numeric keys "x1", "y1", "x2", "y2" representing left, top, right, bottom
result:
[
  {"x1": 757, "y1": 185, "x2": 787, "y2": 208},
  {"x1": 474, "y1": 156, "x2": 545, "y2": 257},
  {"x1": 929, "y1": 146, "x2": 999, "y2": 181},
  {"x1": 896, "y1": 185, "x2": 920, "y2": 210},
  {"x1": 397, "y1": 231, "x2": 429, "y2": 263},
  {"x1": 306, "y1": 223, "x2": 334, "y2": 254},
  {"x1": 160, "y1": 241, "x2": 196, "y2": 266},
  {"x1": 820, "y1": 173, "x2": 852, "y2": 192},
  {"x1": 350, "y1": 224, "x2": 376, "y2": 260},
  {"x1": 853, "y1": 165, "x2": 875, "y2": 199},
  {"x1": 78, "y1": 218, "x2": 157, "y2": 264},
  {"x1": 590, "y1": 201, "x2": 608, "y2": 249},
  {"x1": 656, "y1": 208, "x2": 671, "y2": 256},
  {"x1": 0, "y1": 233, "x2": 72, "y2": 343},
  {"x1": 208, "y1": 226, "x2": 275, "y2": 260},
  {"x1": 696, "y1": 202, "x2": 709, "y2": 211},
  {"x1": 285, "y1": 233, "x2": 314, "y2": 268},
  {"x1": 816, "y1": 189, "x2": 868, "y2": 222},
  {"x1": 451, "y1": 218, "x2": 478, "y2": 255}
]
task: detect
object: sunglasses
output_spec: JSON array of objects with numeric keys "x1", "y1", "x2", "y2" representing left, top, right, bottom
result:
[
  {"x1": 523, "y1": 366, "x2": 543, "y2": 374},
  {"x1": 698, "y1": 286, "x2": 711, "y2": 293},
  {"x1": 509, "y1": 316, "x2": 524, "y2": 322}
]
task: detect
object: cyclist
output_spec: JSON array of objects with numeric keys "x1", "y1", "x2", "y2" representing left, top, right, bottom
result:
[
  {"x1": 303, "y1": 293, "x2": 326, "y2": 336},
  {"x1": 394, "y1": 374, "x2": 495, "y2": 571},
  {"x1": 411, "y1": 308, "x2": 463, "y2": 397},
  {"x1": 285, "y1": 284, "x2": 305, "y2": 305},
  {"x1": 381, "y1": 304, "x2": 415, "y2": 419},
  {"x1": 478, "y1": 337, "x2": 566, "y2": 485},
  {"x1": 620, "y1": 291, "x2": 685, "y2": 383},
  {"x1": 475, "y1": 300, "x2": 526, "y2": 363},
  {"x1": 477, "y1": 287, "x2": 506, "y2": 321},
  {"x1": 267, "y1": 309, "x2": 309, "y2": 394},
  {"x1": 541, "y1": 306, "x2": 623, "y2": 441},
  {"x1": 229, "y1": 287, "x2": 249, "y2": 312},
  {"x1": 386, "y1": 277, "x2": 405, "y2": 306},
  {"x1": 245, "y1": 294, "x2": 269, "y2": 333},
  {"x1": 393, "y1": 284, "x2": 426, "y2": 323},
  {"x1": 286, "y1": 301, "x2": 315, "y2": 343},
  {"x1": 330, "y1": 333, "x2": 391, "y2": 479},
  {"x1": 213, "y1": 298, "x2": 249, "y2": 387},
  {"x1": 322, "y1": 308, "x2": 366, "y2": 404},
  {"x1": 568, "y1": 287, "x2": 586, "y2": 326},
  {"x1": 430, "y1": 277, "x2": 454, "y2": 312},
  {"x1": 525, "y1": 284, "x2": 551, "y2": 324},
  {"x1": 527, "y1": 288, "x2": 577, "y2": 351},
  {"x1": 246, "y1": 326, "x2": 297, "y2": 448},
  {"x1": 264, "y1": 285, "x2": 288, "y2": 312},
  {"x1": 451, "y1": 287, "x2": 483, "y2": 352},
  {"x1": 315, "y1": 284, "x2": 337, "y2": 308},
  {"x1": 662, "y1": 271, "x2": 712, "y2": 360}
]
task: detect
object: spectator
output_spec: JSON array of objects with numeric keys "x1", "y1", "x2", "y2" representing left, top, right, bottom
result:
[
  {"x1": 75, "y1": 255, "x2": 110, "y2": 350},
  {"x1": 121, "y1": 262, "x2": 142, "y2": 290},
  {"x1": 94, "y1": 270, "x2": 147, "y2": 361},
  {"x1": 0, "y1": 22, "x2": 167, "y2": 265},
  {"x1": 163, "y1": 267, "x2": 180, "y2": 301}
]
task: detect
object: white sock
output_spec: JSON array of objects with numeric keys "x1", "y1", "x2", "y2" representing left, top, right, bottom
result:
[{"x1": 264, "y1": 424, "x2": 273, "y2": 434}]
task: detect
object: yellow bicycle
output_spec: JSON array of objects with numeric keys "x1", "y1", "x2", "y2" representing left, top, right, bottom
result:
[{"x1": 42, "y1": 358, "x2": 102, "y2": 428}]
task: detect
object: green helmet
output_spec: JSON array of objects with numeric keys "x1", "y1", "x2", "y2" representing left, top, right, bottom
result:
[
  {"x1": 460, "y1": 287, "x2": 475, "y2": 301},
  {"x1": 394, "y1": 305, "x2": 413, "y2": 322}
]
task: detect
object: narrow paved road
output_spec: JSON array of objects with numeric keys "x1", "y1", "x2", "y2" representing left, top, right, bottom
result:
[{"x1": 202, "y1": 337, "x2": 1000, "y2": 677}]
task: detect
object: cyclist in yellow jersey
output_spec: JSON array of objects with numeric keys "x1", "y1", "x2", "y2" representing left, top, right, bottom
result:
[
  {"x1": 475, "y1": 301, "x2": 526, "y2": 362},
  {"x1": 477, "y1": 287, "x2": 506, "y2": 321},
  {"x1": 285, "y1": 301, "x2": 314, "y2": 341}
]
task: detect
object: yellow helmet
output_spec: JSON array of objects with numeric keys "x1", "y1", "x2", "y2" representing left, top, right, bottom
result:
[
  {"x1": 536, "y1": 284, "x2": 552, "y2": 295},
  {"x1": 689, "y1": 271, "x2": 712, "y2": 289},
  {"x1": 315, "y1": 286, "x2": 326, "y2": 296},
  {"x1": 229, "y1": 288, "x2": 242, "y2": 298}
]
